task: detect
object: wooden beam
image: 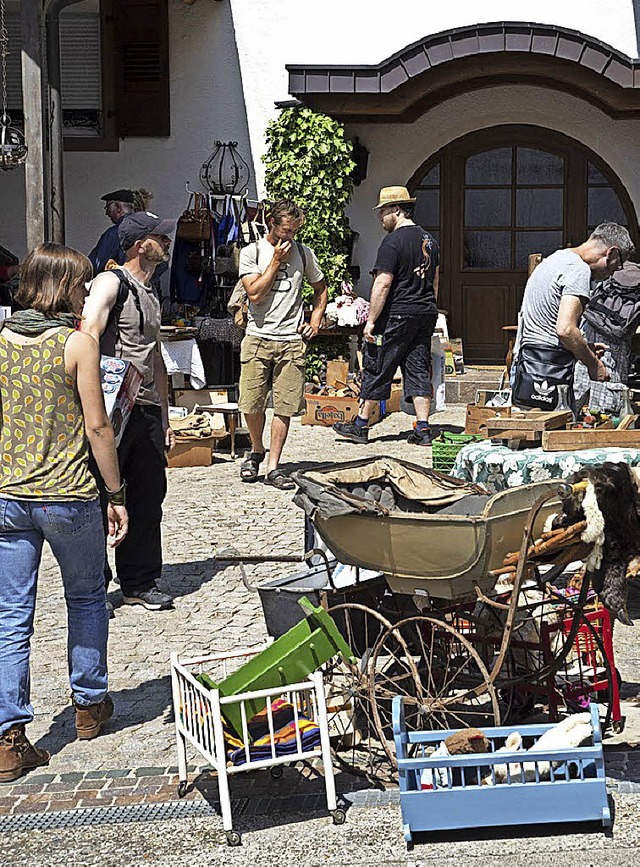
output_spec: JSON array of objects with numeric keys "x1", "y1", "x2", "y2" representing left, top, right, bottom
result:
[
  {"x1": 542, "y1": 429, "x2": 640, "y2": 451},
  {"x1": 20, "y1": 0, "x2": 46, "y2": 249}
]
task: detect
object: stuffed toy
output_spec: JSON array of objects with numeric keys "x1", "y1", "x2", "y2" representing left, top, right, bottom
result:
[
  {"x1": 444, "y1": 727, "x2": 490, "y2": 755},
  {"x1": 483, "y1": 713, "x2": 592, "y2": 785},
  {"x1": 482, "y1": 731, "x2": 523, "y2": 785},
  {"x1": 420, "y1": 727, "x2": 489, "y2": 789}
]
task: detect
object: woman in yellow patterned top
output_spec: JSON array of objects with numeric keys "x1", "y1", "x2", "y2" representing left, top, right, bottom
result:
[{"x1": 0, "y1": 243, "x2": 128, "y2": 783}]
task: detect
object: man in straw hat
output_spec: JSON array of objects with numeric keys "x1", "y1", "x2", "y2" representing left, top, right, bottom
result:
[{"x1": 334, "y1": 186, "x2": 439, "y2": 445}]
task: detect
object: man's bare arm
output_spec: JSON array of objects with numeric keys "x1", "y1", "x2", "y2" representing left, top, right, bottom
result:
[
  {"x1": 242, "y1": 239, "x2": 291, "y2": 304},
  {"x1": 363, "y1": 272, "x2": 393, "y2": 342},
  {"x1": 305, "y1": 279, "x2": 328, "y2": 337},
  {"x1": 433, "y1": 266, "x2": 440, "y2": 302},
  {"x1": 556, "y1": 295, "x2": 608, "y2": 381},
  {"x1": 81, "y1": 271, "x2": 120, "y2": 341}
]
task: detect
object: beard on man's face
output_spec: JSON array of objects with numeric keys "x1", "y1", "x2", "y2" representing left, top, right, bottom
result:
[{"x1": 142, "y1": 240, "x2": 170, "y2": 263}]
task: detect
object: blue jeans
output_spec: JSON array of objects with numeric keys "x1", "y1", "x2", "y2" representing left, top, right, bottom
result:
[{"x1": 0, "y1": 498, "x2": 109, "y2": 735}]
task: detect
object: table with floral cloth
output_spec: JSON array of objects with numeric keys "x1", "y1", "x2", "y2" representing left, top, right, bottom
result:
[{"x1": 450, "y1": 440, "x2": 640, "y2": 493}]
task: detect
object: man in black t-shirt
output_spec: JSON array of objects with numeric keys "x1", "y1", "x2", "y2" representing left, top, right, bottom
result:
[{"x1": 334, "y1": 186, "x2": 439, "y2": 445}]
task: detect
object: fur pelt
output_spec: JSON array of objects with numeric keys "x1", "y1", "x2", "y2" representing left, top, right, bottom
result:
[{"x1": 552, "y1": 462, "x2": 640, "y2": 624}]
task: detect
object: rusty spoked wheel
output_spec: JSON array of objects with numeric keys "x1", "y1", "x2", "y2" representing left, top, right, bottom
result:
[
  {"x1": 324, "y1": 602, "x2": 405, "y2": 784},
  {"x1": 369, "y1": 615, "x2": 501, "y2": 763}
]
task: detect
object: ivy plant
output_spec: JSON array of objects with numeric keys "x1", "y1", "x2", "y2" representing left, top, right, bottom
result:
[{"x1": 263, "y1": 107, "x2": 355, "y2": 302}]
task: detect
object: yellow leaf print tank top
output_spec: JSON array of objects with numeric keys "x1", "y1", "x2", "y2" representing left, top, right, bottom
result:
[{"x1": 0, "y1": 328, "x2": 98, "y2": 500}]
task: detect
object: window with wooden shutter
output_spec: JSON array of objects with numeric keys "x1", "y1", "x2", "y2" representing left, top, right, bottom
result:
[
  {"x1": 4, "y1": 4, "x2": 102, "y2": 137},
  {"x1": 113, "y1": 0, "x2": 170, "y2": 137}
]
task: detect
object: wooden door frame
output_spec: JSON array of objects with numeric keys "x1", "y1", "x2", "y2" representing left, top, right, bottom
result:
[{"x1": 407, "y1": 124, "x2": 640, "y2": 359}]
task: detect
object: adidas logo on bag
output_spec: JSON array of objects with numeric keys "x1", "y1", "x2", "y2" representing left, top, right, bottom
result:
[{"x1": 530, "y1": 380, "x2": 556, "y2": 404}]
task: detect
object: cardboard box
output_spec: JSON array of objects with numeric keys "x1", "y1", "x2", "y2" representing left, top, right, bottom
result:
[
  {"x1": 326, "y1": 359, "x2": 349, "y2": 388},
  {"x1": 465, "y1": 404, "x2": 512, "y2": 436},
  {"x1": 173, "y1": 388, "x2": 229, "y2": 412},
  {"x1": 302, "y1": 394, "x2": 381, "y2": 427},
  {"x1": 100, "y1": 356, "x2": 143, "y2": 446},
  {"x1": 166, "y1": 437, "x2": 214, "y2": 468}
]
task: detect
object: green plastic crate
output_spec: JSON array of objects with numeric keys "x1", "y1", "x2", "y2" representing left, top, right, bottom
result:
[
  {"x1": 431, "y1": 431, "x2": 483, "y2": 472},
  {"x1": 197, "y1": 597, "x2": 354, "y2": 738}
]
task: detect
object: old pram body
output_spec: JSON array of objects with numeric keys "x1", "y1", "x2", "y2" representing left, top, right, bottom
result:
[{"x1": 292, "y1": 456, "x2": 560, "y2": 600}]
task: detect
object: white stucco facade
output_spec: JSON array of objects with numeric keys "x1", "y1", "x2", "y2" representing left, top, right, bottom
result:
[{"x1": 1, "y1": 0, "x2": 640, "y2": 281}]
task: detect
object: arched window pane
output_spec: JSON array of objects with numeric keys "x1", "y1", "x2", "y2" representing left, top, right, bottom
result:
[
  {"x1": 515, "y1": 231, "x2": 563, "y2": 269},
  {"x1": 465, "y1": 189, "x2": 511, "y2": 227},
  {"x1": 415, "y1": 189, "x2": 439, "y2": 227},
  {"x1": 516, "y1": 148, "x2": 563, "y2": 185},
  {"x1": 587, "y1": 162, "x2": 609, "y2": 185},
  {"x1": 465, "y1": 148, "x2": 512, "y2": 185},
  {"x1": 588, "y1": 187, "x2": 627, "y2": 226},
  {"x1": 418, "y1": 164, "x2": 440, "y2": 186},
  {"x1": 464, "y1": 231, "x2": 511, "y2": 269},
  {"x1": 516, "y1": 189, "x2": 563, "y2": 227}
]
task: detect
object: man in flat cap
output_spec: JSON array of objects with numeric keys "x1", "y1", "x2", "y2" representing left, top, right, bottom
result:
[
  {"x1": 83, "y1": 211, "x2": 176, "y2": 613},
  {"x1": 89, "y1": 188, "x2": 153, "y2": 275},
  {"x1": 334, "y1": 186, "x2": 440, "y2": 446}
]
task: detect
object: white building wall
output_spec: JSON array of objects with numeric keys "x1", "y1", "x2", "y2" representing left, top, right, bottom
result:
[{"x1": 1, "y1": 0, "x2": 639, "y2": 264}]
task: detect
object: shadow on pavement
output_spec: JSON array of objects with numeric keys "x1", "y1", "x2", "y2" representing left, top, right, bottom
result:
[{"x1": 35, "y1": 675, "x2": 175, "y2": 758}]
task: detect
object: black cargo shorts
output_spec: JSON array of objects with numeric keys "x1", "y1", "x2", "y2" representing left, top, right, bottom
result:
[{"x1": 360, "y1": 313, "x2": 438, "y2": 402}]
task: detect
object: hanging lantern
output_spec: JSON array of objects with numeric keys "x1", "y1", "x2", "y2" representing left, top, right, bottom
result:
[
  {"x1": 200, "y1": 141, "x2": 250, "y2": 195},
  {"x1": 0, "y1": 114, "x2": 27, "y2": 171},
  {"x1": 1, "y1": 0, "x2": 27, "y2": 172}
]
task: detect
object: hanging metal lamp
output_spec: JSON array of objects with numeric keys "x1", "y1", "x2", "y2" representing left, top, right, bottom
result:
[
  {"x1": 0, "y1": 0, "x2": 27, "y2": 171},
  {"x1": 200, "y1": 141, "x2": 250, "y2": 195}
]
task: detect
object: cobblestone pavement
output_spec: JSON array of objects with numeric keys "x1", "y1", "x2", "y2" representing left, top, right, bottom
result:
[{"x1": 2, "y1": 403, "x2": 640, "y2": 862}]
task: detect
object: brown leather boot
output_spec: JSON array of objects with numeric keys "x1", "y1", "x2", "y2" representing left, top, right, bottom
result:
[
  {"x1": 0, "y1": 725, "x2": 50, "y2": 783},
  {"x1": 74, "y1": 694, "x2": 114, "y2": 740}
]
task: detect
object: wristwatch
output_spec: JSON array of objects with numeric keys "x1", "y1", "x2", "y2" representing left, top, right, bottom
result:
[{"x1": 105, "y1": 480, "x2": 127, "y2": 506}]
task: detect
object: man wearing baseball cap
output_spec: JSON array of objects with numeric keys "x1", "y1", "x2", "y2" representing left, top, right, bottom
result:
[
  {"x1": 334, "y1": 186, "x2": 440, "y2": 446},
  {"x1": 82, "y1": 211, "x2": 176, "y2": 613}
]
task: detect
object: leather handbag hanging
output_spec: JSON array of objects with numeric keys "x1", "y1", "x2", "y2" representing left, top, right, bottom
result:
[{"x1": 176, "y1": 193, "x2": 211, "y2": 242}]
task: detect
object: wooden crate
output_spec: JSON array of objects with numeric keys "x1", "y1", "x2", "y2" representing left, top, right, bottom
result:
[{"x1": 465, "y1": 404, "x2": 511, "y2": 436}]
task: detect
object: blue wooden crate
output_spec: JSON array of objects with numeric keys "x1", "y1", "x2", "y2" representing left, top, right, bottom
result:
[{"x1": 393, "y1": 698, "x2": 610, "y2": 847}]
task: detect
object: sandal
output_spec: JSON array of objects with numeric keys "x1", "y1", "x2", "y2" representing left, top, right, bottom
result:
[
  {"x1": 240, "y1": 451, "x2": 265, "y2": 482},
  {"x1": 264, "y1": 469, "x2": 296, "y2": 490}
]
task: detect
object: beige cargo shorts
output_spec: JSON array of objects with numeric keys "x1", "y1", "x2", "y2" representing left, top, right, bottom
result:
[{"x1": 238, "y1": 334, "x2": 307, "y2": 417}]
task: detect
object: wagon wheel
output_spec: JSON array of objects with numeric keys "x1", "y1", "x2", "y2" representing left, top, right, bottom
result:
[
  {"x1": 551, "y1": 609, "x2": 616, "y2": 733},
  {"x1": 369, "y1": 615, "x2": 501, "y2": 764},
  {"x1": 323, "y1": 602, "x2": 402, "y2": 784}
]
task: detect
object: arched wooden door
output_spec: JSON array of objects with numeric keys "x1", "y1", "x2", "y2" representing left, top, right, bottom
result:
[{"x1": 408, "y1": 126, "x2": 639, "y2": 364}]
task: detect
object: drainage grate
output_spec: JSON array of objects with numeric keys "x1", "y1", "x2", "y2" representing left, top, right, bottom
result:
[
  {"x1": 0, "y1": 799, "x2": 224, "y2": 834},
  {"x1": 0, "y1": 789, "x2": 381, "y2": 834}
]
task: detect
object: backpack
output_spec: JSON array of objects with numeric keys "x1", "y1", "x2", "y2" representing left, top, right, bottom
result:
[
  {"x1": 583, "y1": 263, "x2": 640, "y2": 343},
  {"x1": 227, "y1": 240, "x2": 307, "y2": 330},
  {"x1": 107, "y1": 267, "x2": 149, "y2": 337}
]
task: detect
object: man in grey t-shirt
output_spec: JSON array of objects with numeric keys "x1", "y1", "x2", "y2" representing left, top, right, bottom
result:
[
  {"x1": 237, "y1": 199, "x2": 327, "y2": 489},
  {"x1": 512, "y1": 223, "x2": 633, "y2": 410}
]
